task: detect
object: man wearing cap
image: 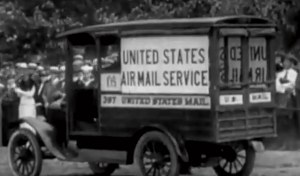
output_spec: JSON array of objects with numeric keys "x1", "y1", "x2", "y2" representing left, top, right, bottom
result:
[
  {"x1": 276, "y1": 53, "x2": 298, "y2": 95},
  {"x1": 81, "y1": 64, "x2": 95, "y2": 88},
  {"x1": 73, "y1": 58, "x2": 85, "y2": 89},
  {"x1": 275, "y1": 51, "x2": 285, "y2": 73},
  {"x1": 74, "y1": 54, "x2": 84, "y2": 61},
  {"x1": 101, "y1": 45, "x2": 119, "y2": 70}
]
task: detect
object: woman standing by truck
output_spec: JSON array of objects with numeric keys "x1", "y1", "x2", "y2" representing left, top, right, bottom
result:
[{"x1": 15, "y1": 74, "x2": 36, "y2": 119}]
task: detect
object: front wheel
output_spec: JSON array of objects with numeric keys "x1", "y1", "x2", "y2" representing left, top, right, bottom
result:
[
  {"x1": 213, "y1": 142, "x2": 255, "y2": 176},
  {"x1": 8, "y1": 129, "x2": 42, "y2": 176},
  {"x1": 88, "y1": 162, "x2": 118, "y2": 176},
  {"x1": 134, "y1": 131, "x2": 180, "y2": 176}
]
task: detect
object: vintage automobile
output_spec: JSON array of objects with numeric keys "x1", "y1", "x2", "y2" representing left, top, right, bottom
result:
[{"x1": 6, "y1": 15, "x2": 277, "y2": 176}]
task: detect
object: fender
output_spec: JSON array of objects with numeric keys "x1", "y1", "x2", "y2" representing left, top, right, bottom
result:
[
  {"x1": 249, "y1": 140, "x2": 265, "y2": 153},
  {"x1": 17, "y1": 118, "x2": 66, "y2": 160},
  {"x1": 134, "y1": 125, "x2": 189, "y2": 162}
]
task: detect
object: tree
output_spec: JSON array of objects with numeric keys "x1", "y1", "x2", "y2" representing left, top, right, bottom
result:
[{"x1": 0, "y1": 0, "x2": 299, "y2": 64}]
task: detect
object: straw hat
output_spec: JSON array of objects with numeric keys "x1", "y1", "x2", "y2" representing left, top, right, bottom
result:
[
  {"x1": 50, "y1": 66, "x2": 59, "y2": 71},
  {"x1": 81, "y1": 65, "x2": 93, "y2": 73},
  {"x1": 39, "y1": 70, "x2": 49, "y2": 77},
  {"x1": 275, "y1": 51, "x2": 286, "y2": 57},
  {"x1": 74, "y1": 54, "x2": 84, "y2": 60},
  {"x1": 73, "y1": 59, "x2": 84, "y2": 73},
  {"x1": 28, "y1": 63, "x2": 37, "y2": 68},
  {"x1": 16, "y1": 62, "x2": 28, "y2": 69},
  {"x1": 59, "y1": 65, "x2": 66, "y2": 71},
  {"x1": 37, "y1": 66, "x2": 44, "y2": 71}
]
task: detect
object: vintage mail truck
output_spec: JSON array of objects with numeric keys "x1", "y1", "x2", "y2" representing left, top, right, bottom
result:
[{"x1": 7, "y1": 16, "x2": 277, "y2": 176}]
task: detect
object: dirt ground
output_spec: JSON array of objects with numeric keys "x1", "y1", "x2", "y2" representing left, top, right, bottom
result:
[{"x1": 1, "y1": 148, "x2": 300, "y2": 176}]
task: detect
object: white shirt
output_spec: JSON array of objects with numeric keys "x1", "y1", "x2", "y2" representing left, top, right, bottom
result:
[
  {"x1": 38, "y1": 82, "x2": 45, "y2": 95},
  {"x1": 15, "y1": 86, "x2": 36, "y2": 118},
  {"x1": 15, "y1": 86, "x2": 36, "y2": 105},
  {"x1": 276, "y1": 68, "x2": 298, "y2": 94}
]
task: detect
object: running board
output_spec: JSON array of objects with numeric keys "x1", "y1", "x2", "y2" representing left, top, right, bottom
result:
[
  {"x1": 58, "y1": 141, "x2": 127, "y2": 164},
  {"x1": 65, "y1": 149, "x2": 127, "y2": 164}
]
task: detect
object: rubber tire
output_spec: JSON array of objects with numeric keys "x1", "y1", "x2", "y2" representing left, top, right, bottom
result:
[
  {"x1": 8, "y1": 129, "x2": 42, "y2": 176},
  {"x1": 213, "y1": 142, "x2": 255, "y2": 176},
  {"x1": 179, "y1": 161, "x2": 191, "y2": 174},
  {"x1": 88, "y1": 162, "x2": 119, "y2": 176},
  {"x1": 134, "y1": 131, "x2": 180, "y2": 176}
]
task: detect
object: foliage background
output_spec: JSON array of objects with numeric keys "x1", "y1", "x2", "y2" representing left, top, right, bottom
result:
[{"x1": 0, "y1": 0, "x2": 300, "y2": 65}]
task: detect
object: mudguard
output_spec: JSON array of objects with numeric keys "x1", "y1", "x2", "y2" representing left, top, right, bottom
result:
[
  {"x1": 18, "y1": 118, "x2": 66, "y2": 160},
  {"x1": 158, "y1": 127, "x2": 189, "y2": 162},
  {"x1": 250, "y1": 140, "x2": 265, "y2": 153}
]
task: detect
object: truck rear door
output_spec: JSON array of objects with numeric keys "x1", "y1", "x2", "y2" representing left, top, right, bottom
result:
[{"x1": 216, "y1": 28, "x2": 277, "y2": 142}]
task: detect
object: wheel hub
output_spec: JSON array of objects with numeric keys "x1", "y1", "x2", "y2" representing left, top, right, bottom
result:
[
  {"x1": 155, "y1": 159, "x2": 165, "y2": 168},
  {"x1": 19, "y1": 147, "x2": 33, "y2": 162},
  {"x1": 227, "y1": 151, "x2": 237, "y2": 162},
  {"x1": 144, "y1": 150, "x2": 170, "y2": 173},
  {"x1": 98, "y1": 162, "x2": 108, "y2": 168},
  {"x1": 152, "y1": 162, "x2": 160, "y2": 168},
  {"x1": 222, "y1": 146, "x2": 238, "y2": 162}
]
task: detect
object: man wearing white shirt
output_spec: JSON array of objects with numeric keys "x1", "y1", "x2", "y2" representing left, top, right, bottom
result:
[{"x1": 276, "y1": 54, "x2": 298, "y2": 95}]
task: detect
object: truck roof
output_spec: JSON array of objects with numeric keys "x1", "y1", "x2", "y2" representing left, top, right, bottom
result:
[{"x1": 57, "y1": 15, "x2": 275, "y2": 38}]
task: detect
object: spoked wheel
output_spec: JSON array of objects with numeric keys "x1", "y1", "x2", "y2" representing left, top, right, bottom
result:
[
  {"x1": 134, "y1": 131, "x2": 179, "y2": 176},
  {"x1": 88, "y1": 162, "x2": 119, "y2": 176},
  {"x1": 8, "y1": 129, "x2": 42, "y2": 176},
  {"x1": 213, "y1": 142, "x2": 255, "y2": 176},
  {"x1": 179, "y1": 162, "x2": 191, "y2": 175}
]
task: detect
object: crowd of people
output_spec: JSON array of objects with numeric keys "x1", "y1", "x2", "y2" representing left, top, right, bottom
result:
[
  {"x1": 0, "y1": 42, "x2": 120, "y2": 136},
  {"x1": 0, "y1": 52, "x2": 100, "y2": 124},
  {"x1": 0, "y1": 62, "x2": 66, "y2": 123},
  {"x1": 0, "y1": 50, "x2": 298, "y2": 127}
]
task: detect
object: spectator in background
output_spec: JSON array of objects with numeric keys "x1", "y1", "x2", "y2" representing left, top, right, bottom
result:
[
  {"x1": 1, "y1": 76, "x2": 18, "y2": 109},
  {"x1": 37, "y1": 65, "x2": 44, "y2": 72},
  {"x1": 3, "y1": 76, "x2": 18, "y2": 100},
  {"x1": 0, "y1": 79, "x2": 4, "y2": 90},
  {"x1": 1, "y1": 76, "x2": 19, "y2": 143},
  {"x1": 2, "y1": 63, "x2": 11, "y2": 79},
  {"x1": 48, "y1": 68, "x2": 65, "y2": 105},
  {"x1": 55, "y1": 68, "x2": 65, "y2": 92},
  {"x1": 275, "y1": 51, "x2": 285, "y2": 73},
  {"x1": 293, "y1": 55, "x2": 300, "y2": 128},
  {"x1": 74, "y1": 54, "x2": 84, "y2": 61},
  {"x1": 73, "y1": 56, "x2": 85, "y2": 89},
  {"x1": 101, "y1": 45, "x2": 119, "y2": 70},
  {"x1": 31, "y1": 71, "x2": 41, "y2": 86},
  {"x1": 58, "y1": 66, "x2": 65, "y2": 81},
  {"x1": 28, "y1": 63, "x2": 37, "y2": 71},
  {"x1": 49, "y1": 66, "x2": 59, "y2": 85},
  {"x1": 276, "y1": 54, "x2": 298, "y2": 95},
  {"x1": 34, "y1": 71, "x2": 50, "y2": 120},
  {"x1": 275, "y1": 53, "x2": 298, "y2": 114},
  {"x1": 81, "y1": 64, "x2": 94, "y2": 88},
  {"x1": 54, "y1": 66, "x2": 65, "y2": 86}
]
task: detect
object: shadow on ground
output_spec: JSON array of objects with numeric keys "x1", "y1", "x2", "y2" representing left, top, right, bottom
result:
[{"x1": 264, "y1": 114, "x2": 300, "y2": 151}]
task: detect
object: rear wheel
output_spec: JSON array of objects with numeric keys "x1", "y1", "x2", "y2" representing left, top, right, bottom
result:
[
  {"x1": 213, "y1": 142, "x2": 255, "y2": 176},
  {"x1": 8, "y1": 129, "x2": 42, "y2": 176},
  {"x1": 88, "y1": 162, "x2": 118, "y2": 176},
  {"x1": 134, "y1": 131, "x2": 180, "y2": 176},
  {"x1": 179, "y1": 161, "x2": 191, "y2": 174}
]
